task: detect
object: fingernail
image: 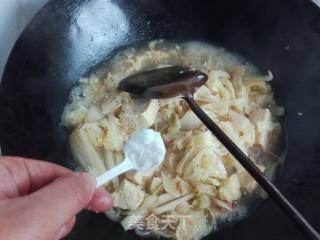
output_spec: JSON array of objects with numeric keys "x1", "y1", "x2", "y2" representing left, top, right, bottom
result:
[
  {"x1": 57, "y1": 226, "x2": 67, "y2": 240},
  {"x1": 97, "y1": 194, "x2": 112, "y2": 208},
  {"x1": 91, "y1": 189, "x2": 112, "y2": 212}
]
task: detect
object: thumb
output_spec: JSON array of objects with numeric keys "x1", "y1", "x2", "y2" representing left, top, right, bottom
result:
[{"x1": 23, "y1": 172, "x2": 96, "y2": 238}]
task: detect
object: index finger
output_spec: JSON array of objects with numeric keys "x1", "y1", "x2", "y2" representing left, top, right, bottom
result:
[{"x1": 0, "y1": 156, "x2": 71, "y2": 198}]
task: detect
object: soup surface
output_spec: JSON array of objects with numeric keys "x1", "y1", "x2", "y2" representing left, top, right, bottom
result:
[{"x1": 61, "y1": 41, "x2": 284, "y2": 240}]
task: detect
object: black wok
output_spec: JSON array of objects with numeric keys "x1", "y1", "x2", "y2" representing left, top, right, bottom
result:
[{"x1": 0, "y1": 0, "x2": 320, "y2": 239}]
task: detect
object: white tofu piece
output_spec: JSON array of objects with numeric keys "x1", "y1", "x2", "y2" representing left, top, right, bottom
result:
[
  {"x1": 194, "y1": 85, "x2": 216, "y2": 101},
  {"x1": 180, "y1": 111, "x2": 200, "y2": 130},
  {"x1": 61, "y1": 104, "x2": 88, "y2": 127},
  {"x1": 249, "y1": 109, "x2": 275, "y2": 148},
  {"x1": 122, "y1": 99, "x2": 160, "y2": 129},
  {"x1": 180, "y1": 110, "x2": 216, "y2": 130},
  {"x1": 85, "y1": 106, "x2": 104, "y2": 123},
  {"x1": 112, "y1": 180, "x2": 145, "y2": 210},
  {"x1": 125, "y1": 169, "x2": 155, "y2": 187},
  {"x1": 134, "y1": 99, "x2": 159, "y2": 127},
  {"x1": 237, "y1": 164, "x2": 265, "y2": 193},
  {"x1": 218, "y1": 174, "x2": 241, "y2": 202},
  {"x1": 121, "y1": 195, "x2": 158, "y2": 230}
]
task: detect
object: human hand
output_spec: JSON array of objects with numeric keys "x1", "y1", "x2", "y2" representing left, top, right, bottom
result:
[{"x1": 0, "y1": 156, "x2": 113, "y2": 240}]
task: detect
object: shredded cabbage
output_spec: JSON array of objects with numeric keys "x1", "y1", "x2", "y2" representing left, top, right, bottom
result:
[{"x1": 62, "y1": 40, "x2": 283, "y2": 240}]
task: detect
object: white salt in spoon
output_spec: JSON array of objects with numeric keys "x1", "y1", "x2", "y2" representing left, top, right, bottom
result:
[{"x1": 96, "y1": 129, "x2": 166, "y2": 188}]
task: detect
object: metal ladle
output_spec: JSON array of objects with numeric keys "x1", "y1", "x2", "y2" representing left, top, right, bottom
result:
[{"x1": 119, "y1": 66, "x2": 319, "y2": 240}]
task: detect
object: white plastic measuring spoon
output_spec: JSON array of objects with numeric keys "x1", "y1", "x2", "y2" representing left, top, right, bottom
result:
[{"x1": 96, "y1": 129, "x2": 166, "y2": 188}]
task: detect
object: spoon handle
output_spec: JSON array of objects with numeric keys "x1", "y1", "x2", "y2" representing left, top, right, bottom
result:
[
  {"x1": 96, "y1": 158, "x2": 132, "y2": 187},
  {"x1": 185, "y1": 94, "x2": 320, "y2": 240}
]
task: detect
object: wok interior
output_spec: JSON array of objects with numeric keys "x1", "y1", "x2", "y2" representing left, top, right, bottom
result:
[{"x1": 0, "y1": 0, "x2": 319, "y2": 239}]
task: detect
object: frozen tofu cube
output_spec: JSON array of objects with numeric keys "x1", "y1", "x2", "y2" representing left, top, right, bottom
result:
[
  {"x1": 112, "y1": 180, "x2": 145, "y2": 210},
  {"x1": 180, "y1": 111, "x2": 201, "y2": 130},
  {"x1": 249, "y1": 109, "x2": 275, "y2": 148},
  {"x1": 122, "y1": 99, "x2": 160, "y2": 129},
  {"x1": 125, "y1": 169, "x2": 155, "y2": 187},
  {"x1": 61, "y1": 103, "x2": 88, "y2": 127},
  {"x1": 238, "y1": 164, "x2": 265, "y2": 193},
  {"x1": 218, "y1": 174, "x2": 241, "y2": 202},
  {"x1": 134, "y1": 99, "x2": 159, "y2": 127},
  {"x1": 180, "y1": 110, "x2": 216, "y2": 130},
  {"x1": 194, "y1": 85, "x2": 215, "y2": 101}
]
